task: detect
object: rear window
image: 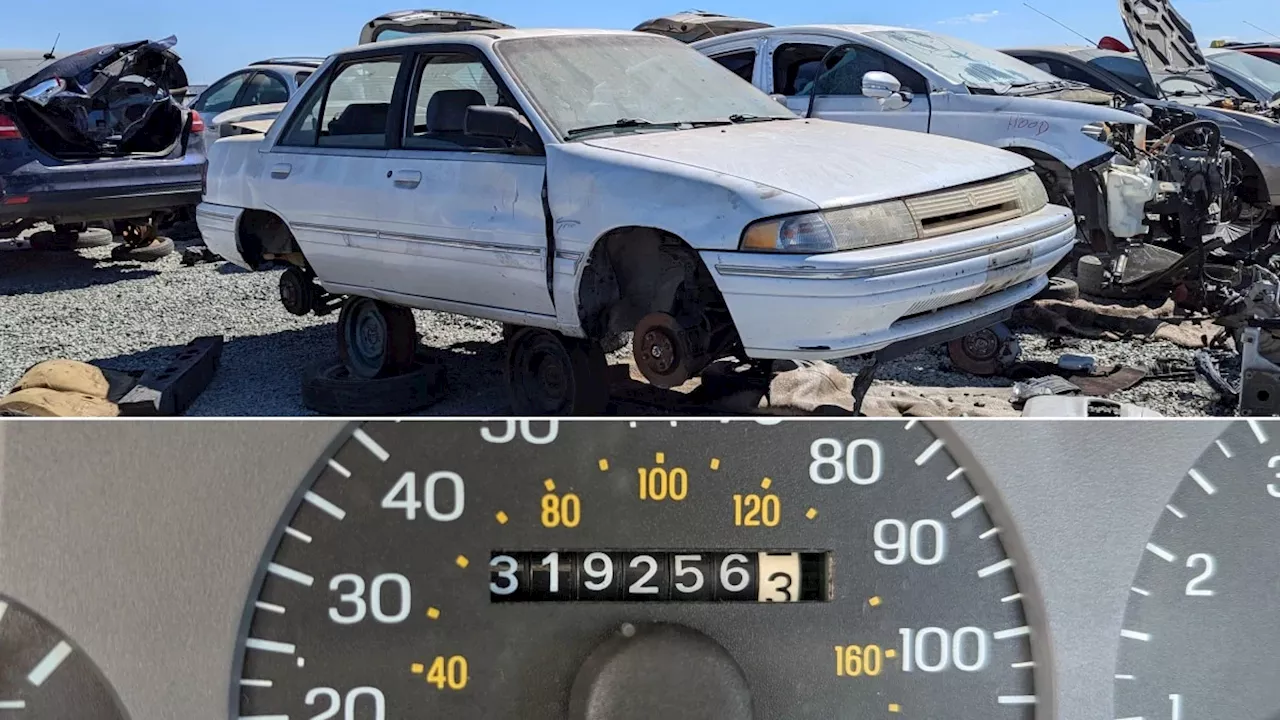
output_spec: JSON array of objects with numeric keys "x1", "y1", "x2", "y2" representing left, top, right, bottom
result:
[{"x1": 0, "y1": 57, "x2": 51, "y2": 90}]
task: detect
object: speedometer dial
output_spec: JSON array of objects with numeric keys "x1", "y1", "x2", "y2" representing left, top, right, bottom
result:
[
  {"x1": 233, "y1": 420, "x2": 1039, "y2": 719},
  {"x1": 0, "y1": 595, "x2": 130, "y2": 720},
  {"x1": 1114, "y1": 420, "x2": 1280, "y2": 719}
]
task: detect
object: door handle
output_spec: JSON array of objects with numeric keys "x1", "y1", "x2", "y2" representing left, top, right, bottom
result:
[
  {"x1": 270, "y1": 163, "x2": 292, "y2": 179},
  {"x1": 392, "y1": 170, "x2": 422, "y2": 189}
]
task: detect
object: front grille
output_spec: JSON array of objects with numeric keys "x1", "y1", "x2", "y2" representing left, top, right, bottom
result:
[{"x1": 905, "y1": 176, "x2": 1025, "y2": 239}]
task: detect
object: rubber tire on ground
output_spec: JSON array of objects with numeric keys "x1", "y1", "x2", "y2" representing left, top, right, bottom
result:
[
  {"x1": 75, "y1": 227, "x2": 115, "y2": 247},
  {"x1": 506, "y1": 328, "x2": 609, "y2": 416},
  {"x1": 1036, "y1": 276, "x2": 1080, "y2": 303},
  {"x1": 111, "y1": 236, "x2": 174, "y2": 262},
  {"x1": 301, "y1": 355, "x2": 447, "y2": 416},
  {"x1": 337, "y1": 297, "x2": 418, "y2": 380}
]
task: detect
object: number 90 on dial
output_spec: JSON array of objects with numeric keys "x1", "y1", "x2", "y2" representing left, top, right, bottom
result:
[{"x1": 489, "y1": 551, "x2": 830, "y2": 603}]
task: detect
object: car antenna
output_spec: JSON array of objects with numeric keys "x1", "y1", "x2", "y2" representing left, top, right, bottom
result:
[
  {"x1": 43, "y1": 33, "x2": 60, "y2": 60},
  {"x1": 1022, "y1": 2, "x2": 1096, "y2": 46},
  {"x1": 1243, "y1": 21, "x2": 1280, "y2": 42}
]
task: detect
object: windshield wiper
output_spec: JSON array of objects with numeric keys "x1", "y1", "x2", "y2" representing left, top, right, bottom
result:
[
  {"x1": 565, "y1": 118, "x2": 682, "y2": 140},
  {"x1": 727, "y1": 114, "x2": 788, "y2": 124}
]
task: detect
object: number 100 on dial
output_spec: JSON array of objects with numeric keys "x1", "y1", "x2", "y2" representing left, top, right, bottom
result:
[{"x1": 489, "y1": 551, "x2": 830, "y2": 603}]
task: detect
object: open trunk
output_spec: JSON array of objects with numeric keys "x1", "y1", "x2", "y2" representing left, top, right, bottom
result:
[
  {"x1": 359, "y1": 10, "x2": 513, "y2": 44},
  {"x1": 0, "y1": 37, "x2": 191, "y2": 160},
  {"x1": 633, "y1": 11, "x2": 773, "y2": 43}
]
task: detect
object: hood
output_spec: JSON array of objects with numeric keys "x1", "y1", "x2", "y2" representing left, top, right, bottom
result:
[
  {"x1": 1117, "y1": 0, "x2": 1219, "y2": 97},
  {"x1": 358, "y1": 10, "x2": 512, "y2": 44},
  {"x1": 582, "y1": 119, "x2": 1033, "y2": 208},
  {"x1": 633, "y1": 11, "x2": 772, "y2": 44},
  {"x1": 2, "y1": 37, "x2": 187, "y2": 97}
]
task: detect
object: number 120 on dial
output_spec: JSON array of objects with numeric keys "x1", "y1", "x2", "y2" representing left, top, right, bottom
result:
[{"x1": 489, "y1": 551, "x2": 829, "y2": 603}]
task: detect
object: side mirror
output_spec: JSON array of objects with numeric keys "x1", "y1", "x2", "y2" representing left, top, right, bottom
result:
[
  {"x1": 465, "y1": 106, "x2": 541, "y2": 149},
  {"x1": 862, "y1": 71, "x2": 912, "y2": 110},
  {"x1": 769, "y1": 93, "x2": 788, "y2": 106}
]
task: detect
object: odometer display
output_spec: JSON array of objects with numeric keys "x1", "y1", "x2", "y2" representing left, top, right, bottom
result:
[{"x1": 233, "y1": 421, "x2": 1038, "y2": 718}]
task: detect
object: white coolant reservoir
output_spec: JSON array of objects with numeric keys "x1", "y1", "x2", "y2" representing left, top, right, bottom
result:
[{"x1": 1105, "y1": 163, "x2": 1158, "y2": 238}]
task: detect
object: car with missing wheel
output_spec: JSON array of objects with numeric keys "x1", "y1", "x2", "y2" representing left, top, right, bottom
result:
[{"x1": 197, "y1": 29, "x2": 1076, "y2": 413}]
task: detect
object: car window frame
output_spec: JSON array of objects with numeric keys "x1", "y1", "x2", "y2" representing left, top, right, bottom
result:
[
  {"x1": 398, "y1": 43, "x2": 542, "y2": 156},
  {"x1": 276, "y1": 49, "x2": 412, "y2": 152},
  {"x1": 192, "y1": 70, "x2": 253, "y2": 115},
  {"x1": 708, "y1": 47, "x2": 760, "y2": 84},
  {"x1": 771, "y1": 40, "x2": 929, "y2": 97}
]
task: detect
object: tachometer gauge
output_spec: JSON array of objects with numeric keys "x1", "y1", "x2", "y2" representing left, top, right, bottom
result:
[
  {"x1": 1114, "y1": 420, "x2": 1280, "y2": 719},
  {"x1": 0, "y1": 595, "x2": 130, "y2": 719},
  {"x1": 233, "y1": 420, "x2": 1040, "y2": 719}
]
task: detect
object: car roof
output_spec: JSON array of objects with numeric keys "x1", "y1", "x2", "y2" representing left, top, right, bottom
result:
[
  {"x1": 249, "y1": 57, "x2": 325, "y2": 68},
  {"x1": 1003, "y1": 45, "x2": 1124, "y2": 61},
  {"x1": 333, "y1": 27, "x2": 650, "y2": 54}
]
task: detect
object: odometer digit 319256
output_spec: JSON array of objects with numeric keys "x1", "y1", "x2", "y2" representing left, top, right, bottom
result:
[{"x1": 233, "y1": 420, "x2": 1040, "y2": 719}]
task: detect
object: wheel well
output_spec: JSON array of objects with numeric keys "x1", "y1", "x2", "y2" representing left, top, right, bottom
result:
[
  {"x1": 237, "y1": 210, "x2": 302, "y2": 269},
  {"x1": 1226, "y1": 144, "x2": 1270, "y2": 208},
  {"x1": 1008, "y1": 148, "x2": 1073, "y2": 205},
  {"x1": 576, "y1": 227, "x2": 731, "y2": 342}
]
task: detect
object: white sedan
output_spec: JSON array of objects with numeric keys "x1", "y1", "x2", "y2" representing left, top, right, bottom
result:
[{"x1": 197, "y1": 29, "x2": 1076, "y2": 413}]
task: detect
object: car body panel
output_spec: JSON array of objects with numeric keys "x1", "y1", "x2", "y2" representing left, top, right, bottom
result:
[
  {"x1": 201, "y1": 28, "x2": 1075, "y2": 355},
  {"x1": 634, "y1": 12, "x2": 773, "y2": 44},
  {"x1": 1117, "y1": 0, "x2": 1218, "y2": 92},
  {"x1": 358, "y1": 9, "x2": 512, "y2": 45},
  {"x1": 693, "y1": 25, "x2": 1149, "y2": 171}
]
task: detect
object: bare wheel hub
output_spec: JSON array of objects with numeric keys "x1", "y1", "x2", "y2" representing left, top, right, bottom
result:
[{"x1": 633, "y1": 312, "x2": 699, "y2": 389}]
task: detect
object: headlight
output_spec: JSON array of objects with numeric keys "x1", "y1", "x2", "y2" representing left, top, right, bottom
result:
[
  {"x1": 740, "y1": 202, "x2": 918, "y2": 253},
  {"x1": 1013, "y1": 171, "x2": 1049, "y2": 212},
  {"x1": 1081, "y1": 122, "x2": 1108, "y2": 141}
]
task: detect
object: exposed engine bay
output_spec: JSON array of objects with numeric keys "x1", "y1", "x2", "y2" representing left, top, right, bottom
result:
[{"x1": 0, "y1": 37, "x2": 192, "y2": 159}]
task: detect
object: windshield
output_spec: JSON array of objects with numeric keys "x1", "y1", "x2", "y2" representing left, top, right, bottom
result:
[
  {"x1": 0, "y1": 56, "x2": 51, "y2": 91},
  {"x1": 867, "y1": 29, "x2": 1061, "y2": 89},
  {"x1": 1088, "y1": 55, "x2": 1159, "y2": 97},
  {"x1": 1211, "y1": 50, "x2": 1280, "y2": 95},
  {"x1": 494, "y1": 34, "x2": 796, "y2": 140}
]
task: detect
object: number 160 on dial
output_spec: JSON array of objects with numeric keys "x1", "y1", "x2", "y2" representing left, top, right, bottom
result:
[{"x1": 489, "y1": 551, "x2": 830, "y2": 603}]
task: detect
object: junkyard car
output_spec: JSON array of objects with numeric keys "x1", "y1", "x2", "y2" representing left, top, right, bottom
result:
[
  {"x1": 0, "y1": 37, "x2": 205, "y2": 256},
  {"x1": 656, "y1": 18, "x2": 1238, "y2": 281},
  {"x1": 198, "y1": 29, "x2": 1075, "y2": 412},
  {"x1": 191, "y1": 57, "x2": 322, "y2": 139},
  {"x1": 1205, "y1": 48, "x2": 1280, "y2": 106}
]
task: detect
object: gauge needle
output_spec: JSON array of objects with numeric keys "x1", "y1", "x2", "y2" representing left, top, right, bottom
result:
[{"x1": 0, "y1": 700, "x2": 26, "y2": 709}]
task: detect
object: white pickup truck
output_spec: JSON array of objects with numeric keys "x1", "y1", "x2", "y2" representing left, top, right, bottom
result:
[{"x1": 197, "y1": 29, "x2": 1076, "y2": 413}]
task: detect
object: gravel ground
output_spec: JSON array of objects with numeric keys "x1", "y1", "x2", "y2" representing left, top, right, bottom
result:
[{"x1": 0, "y1": 229, "x2": 1235, "y2": 416}]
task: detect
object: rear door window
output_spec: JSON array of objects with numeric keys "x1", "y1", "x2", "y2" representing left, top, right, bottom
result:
[
  {"x1": 281, "y1": 57, "x2": 404, "y2": 149},
  {"x1": 241, "y1": 72, "x2": 291, "y2": 106},
  {"x1": 193, "y1": 72, "x2": 251, "y2": 115}
]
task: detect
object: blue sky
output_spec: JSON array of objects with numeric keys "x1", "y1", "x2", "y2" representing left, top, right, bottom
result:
[{"x1": 1, "y1": 0, "x2": 1273, "y2": 82}]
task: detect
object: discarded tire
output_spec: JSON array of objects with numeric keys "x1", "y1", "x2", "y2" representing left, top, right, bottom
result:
[
  {"x1": 337, "y1": 297, "x2": 418, "y2": 379},
  {"x1": 280, "y1": 266, "x2": 319, "y2": 316},
  {"x1": 76, "y1": 227, "x2": 115, "y2": 247},
  {"x1": 507, "y1": 328, "x2": 609, "y2": 415},
  {"x1": 111, "y1": 236, "x2": 174, "y2": 262},
  {"x1": 1037, "y1": 276, "x2": 1080, "y2": 303},
  {"x1": 1077, "y1": 255, "x2": 1105, "y2": 296},
  {"x1": 302, "y1": 355, "x2": 447, "y2": 416}
]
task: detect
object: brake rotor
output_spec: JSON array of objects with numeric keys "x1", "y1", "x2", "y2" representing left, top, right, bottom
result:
[
  {"x1": 947, "y1": 322, "x2": 1021, "y2": 377},
  {"x1": 633, "y1": 312, "x2": 695, "y2": 389}
]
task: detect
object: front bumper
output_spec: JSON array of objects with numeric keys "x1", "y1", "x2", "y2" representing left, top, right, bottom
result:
[{"x1": 703, "y1": 204, "x2": 1076, "y2": 360}]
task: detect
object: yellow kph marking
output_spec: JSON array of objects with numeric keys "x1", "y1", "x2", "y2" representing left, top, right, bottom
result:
[
  {"x1": 889, "y1": 703, "x2": 901, "y2": 713},
  {"x1": 411, "y1": 663, "x2": 425, "y2": 674},
  {"x1": 426, "y1": 607, "x2": 440, "y2": 620},
  {"x1": 760, "y1": 477, "x2": 773, "y2": 490},
  {"x1": 805, "y1": 507, "x2": 818, "y2": 520},
  {"x1": 543, "y1": 479, "x2": 556, "y2": 492},
  {"x1": 455, "y1": 555, "x2": 469, "y2": 569},
  {"x1": 869, "y1": 596, "x2": 882, "y2": 607},
  {"x1": 494, "y1": 511, "x2": 509, "y2": 525},
  {"x1": 598, "y1": 459, "x2": 609, "y2": 471},
  {"x1": 710, "y1": 458, "x2": 721, "y2": 470},
  {"x1": 655, "y1": 452, "x2": 665, "y2": 464}
]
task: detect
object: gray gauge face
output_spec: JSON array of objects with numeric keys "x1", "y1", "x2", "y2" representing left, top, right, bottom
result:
[
  {"x1": 1115, "y1": 420, "x2": 1280, "y2": 719},
  {"x1": 0, "y1": 596, "x2": 130, "y2": 720},
  {"x1": 233, "y1": 420, "x2": 1038, "y2": 719}
]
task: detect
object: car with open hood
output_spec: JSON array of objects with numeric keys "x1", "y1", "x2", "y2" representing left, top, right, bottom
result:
[
  {"x1": 1004, "y1": 0, "x2": 1280, "y2": 248},
  {"x1": 197, "y1": 29, "x2": 1075, "y2": 413},
  {"x1": 1206, "y1": 47, "x2": 1280, "y2": 106},
  {"x1": 0, "y1": 37, "x2": 206, "y2": 254},
  {"x1": 645, "y1": 16, "x2": 1245, "y2": 295}
]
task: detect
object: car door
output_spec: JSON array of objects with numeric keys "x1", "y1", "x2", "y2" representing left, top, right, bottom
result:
[
  {"x1": 378, "y1": 47, "x2": 554, "y2": 317},
  {"x1": 766, "y1": 34, "x2": 930, "y2": 133},
  {"x1": 704, "y1": 40, "x2": 768, "y2": 88},
  {"x1": 263, "y1": 53, "x2": 407, "y2": 290},
  {"x1": 239, "y1": 71, "x2": 292, "y2": 108}
]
